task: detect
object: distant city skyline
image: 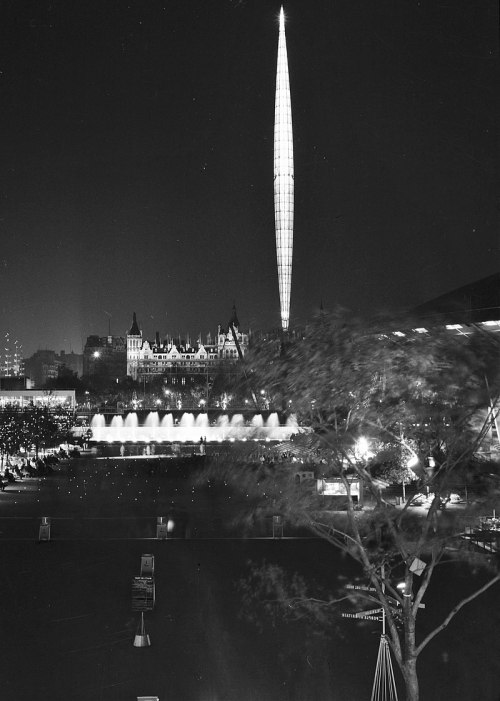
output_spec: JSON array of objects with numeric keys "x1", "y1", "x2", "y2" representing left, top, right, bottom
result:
[{"x1": 1, "y1": 1, "x2": 498, "y2": 356}]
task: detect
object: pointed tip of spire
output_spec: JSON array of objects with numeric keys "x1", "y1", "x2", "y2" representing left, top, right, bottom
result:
[
  {"x1": 229, "y1": 303, "x2": 240, "y2": 329},
  {"x1": 129, "y1": 312, "x2": 141, "y2": 336},
  {"x1": 280, "y1": 6, "x2": 285, "y2": 26}
]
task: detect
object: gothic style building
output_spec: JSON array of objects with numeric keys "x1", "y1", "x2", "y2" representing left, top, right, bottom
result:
[{"x1": 126, "y1": 308, "x2": 249, "y2": 387}]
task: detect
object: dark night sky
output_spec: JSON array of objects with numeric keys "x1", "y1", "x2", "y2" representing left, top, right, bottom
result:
[{"x1": 1, "y1": 0, "x2": 499, "y2": 356}]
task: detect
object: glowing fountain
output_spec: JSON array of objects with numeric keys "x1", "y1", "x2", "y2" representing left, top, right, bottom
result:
[
  {"x1": 123, "y1": 412, "x2": 139, "y2": 443},
  {"x1": 92, "y1": 414, "x2": 105, "y2": 430},
  {"x1": 89, "y1": 410, "x2": 302, "y2": 444},
  {"x1": 195, "y1": 413, "x2": 209, "y2": 430},
  {"x1": 251, "y1": 415, "x2": 264, "y2": 433},
  {"x1": 266, "y1": 412, "x2": 280, "y2": 429},
  {"x1": 161, "y1": 414, "x2": 174, "y2": 428},
  {"x1": 110, "y1": 415, "x2": 124, "y2": 429},
  {"x1": 108, "y1": 415, "x2": 124, "y2": 444},
  {"x1": 144, "y1": 412, "x2": 160, "y2": 428},
  {"x1": 229, "y1": 414, "x2": 245, "y2": 440},
  {"x1": 144, "y1": 411, "x2": 160, "y2": 442}
]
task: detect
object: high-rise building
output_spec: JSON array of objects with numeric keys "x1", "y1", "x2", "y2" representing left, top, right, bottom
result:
[
  {"x1": 274, "y1": 6, "x2": 294, "y2": 332},
  {"x1": 0, "y1": 333, "x2": 23, "y2": 377}
]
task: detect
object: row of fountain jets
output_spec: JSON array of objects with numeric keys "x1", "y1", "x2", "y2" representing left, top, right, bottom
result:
[{"x1": 90, "y1": 411, "x2": 301, "y2": 443}]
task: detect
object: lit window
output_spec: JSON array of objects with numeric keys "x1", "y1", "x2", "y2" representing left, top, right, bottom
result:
[
  {"x1": 446, "y1": 324, "x2": 462, "y2": 330},
  {"x1": 393, "y1": 331, "x2": 405, "y2": 337},
  {"x1": 413, "y1": 328, "x2": 428, "y2": 334}
]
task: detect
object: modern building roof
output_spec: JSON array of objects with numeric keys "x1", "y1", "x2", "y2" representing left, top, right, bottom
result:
[{"x1": 412, "y1": 273, "x2": 500, "y2": 325}]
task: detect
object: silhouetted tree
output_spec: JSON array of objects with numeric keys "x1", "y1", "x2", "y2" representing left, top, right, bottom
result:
[
  {"x1": 195, "y1": 311, "x2": 500, "y2": 700},
  {"x1": 20, "y1": 406, "x2": 60, "y2": 457},
  {"x1": 0, "y1": 406, "x2": 23, "y2": 468}
]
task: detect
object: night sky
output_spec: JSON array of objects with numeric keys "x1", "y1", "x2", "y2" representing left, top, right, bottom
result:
[{"x1": 1, "y1": 0, "x2": 499, "y2": 357}]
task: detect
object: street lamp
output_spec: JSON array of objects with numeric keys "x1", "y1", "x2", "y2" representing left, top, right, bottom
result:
[
  {"x1": 396, "y1": 581, "x2": 412, "y2": 615},
  {"x1": 355, "y1": 436, "x2": 374, "y2": 460},
  {"x1": 396, "y1": 581, "x2": 410, "y2": 595},
  {"x1": 403, "y1": 454, "x2": 419, "y2": 501}
]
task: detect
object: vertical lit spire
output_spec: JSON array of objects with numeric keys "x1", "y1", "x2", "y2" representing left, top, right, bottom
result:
[{"x1": 274, "y1": 6, "x2": 294, "y2": 332}]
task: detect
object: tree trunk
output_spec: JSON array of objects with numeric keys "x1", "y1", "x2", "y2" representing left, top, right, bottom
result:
[
  {"x1": 401, "y1": 656, "x2": 419, "y2": 701},
  {"x1": 401, "y1": 608, "x2": 419, "y2": 701}
]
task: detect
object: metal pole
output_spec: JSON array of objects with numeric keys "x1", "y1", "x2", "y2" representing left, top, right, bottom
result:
[{"x1": 381, "y1": 564, "x2": 386, "y2": 635}]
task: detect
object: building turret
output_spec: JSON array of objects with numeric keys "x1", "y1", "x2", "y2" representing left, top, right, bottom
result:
[
  {"x1": 127, "y1": 312, "x2": 143, "y2": 379},
  {"x1": 218, "y1": 306, "x2": 248, "y2": 359},
  {"x1": 229, "y1": 304, "x2": 240, "y2": 330},
  {"x1": 129, "y1": 312, "x2": 140, "y2": 336}
]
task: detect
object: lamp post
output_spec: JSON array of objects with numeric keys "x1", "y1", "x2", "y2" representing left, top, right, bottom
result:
[
  {"x1": 397, "y1": 580, "x2": 412, "y2": 610},
  {"x1": 404, "y1": 455, "x2": 419, "y2": 503}
]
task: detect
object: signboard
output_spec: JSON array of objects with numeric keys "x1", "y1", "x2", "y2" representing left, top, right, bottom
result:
[
  {"x1": 39, "y1": 516, "x2": 51, "y2": 541},
  {"x1": 132, "y1": 577, "x2": 155, "y2": 612},
  {"x1": 140, "y1": 554, "x2": 154, "y2": 576},
  {"x1": 346, "y1": 584, "x2": 376, "y2": 592},
  {"x1": 157, "y1": 523, "x2": 168, "y2": 539},
  {"x1": 317, "y1": 479, "x2": 360, "y2": 497},
  {"x1": 409, "y1": 557, "x2": 426, "y2": 576},
  {"x1": 39, "y1": 524, "x2": 51, "y2": 541},
  {"x1": 342, "y1": 612, "x2": 382, "y2": 621},
  {"x1": 355, "y1": 608, "x2": 383, "y2": 617}
]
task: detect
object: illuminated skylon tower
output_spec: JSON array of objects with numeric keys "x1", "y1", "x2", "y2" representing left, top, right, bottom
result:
[{"x1": 274, "y1": 6, "x2": 294, "y2": 332}]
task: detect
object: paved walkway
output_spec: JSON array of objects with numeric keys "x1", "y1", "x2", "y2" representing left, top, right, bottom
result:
[{"x1": 0, "y1": 457, "x2": 498, "y2": 700}]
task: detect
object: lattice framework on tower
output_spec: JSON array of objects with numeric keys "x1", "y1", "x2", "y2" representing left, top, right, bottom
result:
[{"x1": 274, "y1": 7, "x2": 294, "y2": 332}]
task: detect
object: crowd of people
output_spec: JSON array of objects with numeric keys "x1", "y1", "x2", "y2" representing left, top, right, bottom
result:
[{"x1": 0, "y1": 447, "x2": 77, "y2": 489}]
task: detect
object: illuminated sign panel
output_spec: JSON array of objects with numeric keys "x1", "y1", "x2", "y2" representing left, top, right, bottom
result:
[{"x1": 317, "y1": 479, "x2": 361, "y2": 497}]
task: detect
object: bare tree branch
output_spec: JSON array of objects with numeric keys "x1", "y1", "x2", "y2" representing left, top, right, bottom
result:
[{"x1": 416, "y1": 572, "x2": 500, "y2": 656}]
